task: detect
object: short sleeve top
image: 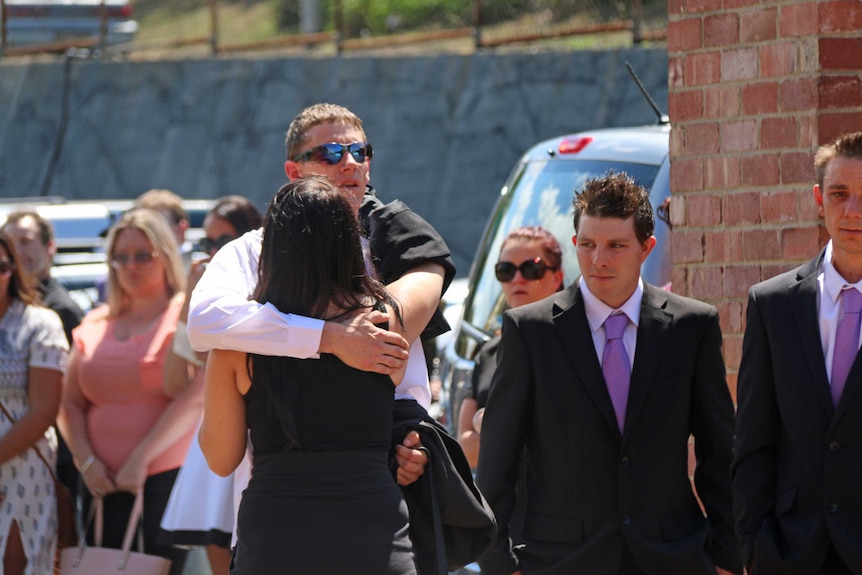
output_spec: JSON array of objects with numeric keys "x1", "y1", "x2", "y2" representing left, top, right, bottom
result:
[
  {"x1": 71, "y1": 297, "x2": 194, "y2": 476},
  {"x1": 0, "y1": 299, "x2": 68, "y2": 421}
]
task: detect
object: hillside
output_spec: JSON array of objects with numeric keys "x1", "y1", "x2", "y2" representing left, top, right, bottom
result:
[{"x1": 126, "y1": 0, "x2": 666, "y2": 58}]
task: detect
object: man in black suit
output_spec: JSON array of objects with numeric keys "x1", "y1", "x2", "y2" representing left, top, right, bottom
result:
[
  {"x1": 476, "y1": 172, "x2": 740, "y2": 575},
  {"x1": 733, "y1": 132, "x2": 862, "y2": 575}
]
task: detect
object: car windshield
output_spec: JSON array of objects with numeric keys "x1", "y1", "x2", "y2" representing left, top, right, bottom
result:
[{"x1": 456, "y1": 158, "x2": 667, "y2": 360}]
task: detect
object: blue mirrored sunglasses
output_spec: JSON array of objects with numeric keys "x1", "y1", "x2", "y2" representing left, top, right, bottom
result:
[{"x1": 292, "y1": 142, "x2": 373, "y2": 165}]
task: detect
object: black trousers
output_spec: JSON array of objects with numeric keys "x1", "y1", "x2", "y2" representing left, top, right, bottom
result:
[{"x1": 82, "y1": 468, "x2": 187, "y2": 575}]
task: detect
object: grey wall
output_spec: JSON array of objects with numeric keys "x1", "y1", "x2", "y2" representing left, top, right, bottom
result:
[{"x1": 0, "y1": 49, "x2": 668, "y2": 273}]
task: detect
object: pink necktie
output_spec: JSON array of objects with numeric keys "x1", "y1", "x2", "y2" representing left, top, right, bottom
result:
[
  {"x1": 832, "y1": 288, "x2": 862, "y2": 406},
  {"x1": 602, "y1": 314, "x2": 631, "y2": 432}
]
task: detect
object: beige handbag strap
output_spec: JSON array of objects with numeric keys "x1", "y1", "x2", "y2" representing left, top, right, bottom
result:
[
  {"x1": 70, "y1": 490, "x2": 146, "y2": 568},
  {"x1": 118, "y1": 491, "x2": 147, "y2": 568},
  {"x1": 0, "y1": 400, "x2": 59, "y2": 484}
]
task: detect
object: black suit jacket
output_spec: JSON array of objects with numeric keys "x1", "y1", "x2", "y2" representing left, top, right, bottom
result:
[
  {"x1": 476, "y1": 282, "x2": 740, "y2": 575},
  {"x1": 732, "y1": 251, "x2": 862, "y2": 575}
]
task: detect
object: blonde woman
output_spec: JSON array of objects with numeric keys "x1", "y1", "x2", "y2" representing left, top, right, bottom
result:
[{"x1": 58, "y1": 209, "x2": 203, "y2": 575}]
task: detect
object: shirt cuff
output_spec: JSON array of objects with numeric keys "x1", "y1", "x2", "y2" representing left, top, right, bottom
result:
[{"x1": 280, "y1": 310, "x2": 325, "y2": 359}]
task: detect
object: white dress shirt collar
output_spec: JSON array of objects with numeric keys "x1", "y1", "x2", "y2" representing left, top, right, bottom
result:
[
  {"x1": 822, "y1": 241, "x2": 862, "y2": 303},
  {"x1": 579, "y1": 276, "x2": 644, "y2": 334}
]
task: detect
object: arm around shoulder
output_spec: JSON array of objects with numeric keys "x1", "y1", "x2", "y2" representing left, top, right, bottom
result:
[{"x1": 187, "y1": 232, "x2": 325, "y2": 358}]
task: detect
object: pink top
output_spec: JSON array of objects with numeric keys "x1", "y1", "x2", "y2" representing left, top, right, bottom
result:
[{"x1": 71, "y1": 297, "x2": 194, "y2": 476}]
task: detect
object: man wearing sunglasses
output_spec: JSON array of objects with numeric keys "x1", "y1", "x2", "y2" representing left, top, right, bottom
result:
[
  {"x1": 476, "y1": 173, "x2": 740, "y2": 575},
  {"x1": 187, "y1": 103, "x2": 456, "y2": 487}
]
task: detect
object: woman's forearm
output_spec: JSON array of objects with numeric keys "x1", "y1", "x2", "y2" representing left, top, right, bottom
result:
[
  {"x1": 126, "y1": 372, "x2": 204, "y2": 469},
  {"x1": 57, "y1": 400, "x2": 95, "y2": 467}
]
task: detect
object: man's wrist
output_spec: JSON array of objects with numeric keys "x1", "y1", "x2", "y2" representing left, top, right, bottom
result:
[{"x1": 318, "y1": 320, "x2": 342, "y2": 355}]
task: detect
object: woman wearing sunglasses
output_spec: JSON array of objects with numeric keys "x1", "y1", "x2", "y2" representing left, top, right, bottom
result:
[
  {"x1": 0, "y1": 233, "x2": 68, "y2": 575},
  {"x1": 58, "y1": 209, "x2": 199, "y2": 575},
  {"x1": 160, "y1": 195, "x2": 261, "y2": 575},
  {"x1": 457, "y1": 226, "x2": 564, "y2": 469}
]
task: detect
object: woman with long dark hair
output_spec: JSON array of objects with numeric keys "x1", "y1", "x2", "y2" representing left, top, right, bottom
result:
[
  {"x1": 200, "y1": 176, "x2": 416, "y2": 574},
  {"x1": 0, "y1": 232, "x2": 68, "y2": 575}
]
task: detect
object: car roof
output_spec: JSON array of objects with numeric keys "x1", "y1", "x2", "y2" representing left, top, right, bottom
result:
[{"x1": 520, "y1": 124, "x2": 670, "y2": 165}]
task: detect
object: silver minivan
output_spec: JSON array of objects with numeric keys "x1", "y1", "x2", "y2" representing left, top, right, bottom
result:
[{"x1": 440, "y1": 123, "x2": 673, "y2": 430}]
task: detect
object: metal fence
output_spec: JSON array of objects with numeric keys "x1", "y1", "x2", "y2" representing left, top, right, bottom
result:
[{"x1": 1, "y1": 0, "x2": 667, "y2": 59}]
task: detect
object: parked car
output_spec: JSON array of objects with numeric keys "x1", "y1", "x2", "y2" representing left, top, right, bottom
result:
[
  {"x1": 0, "y1": 197, "x2": 218, "y2": 313},
  {"x1": 1, "y1": 0, "x2": 138, "y2": 48},
  {"x1": 439, "y1": 123, "x2": 673, "y2": 430}
]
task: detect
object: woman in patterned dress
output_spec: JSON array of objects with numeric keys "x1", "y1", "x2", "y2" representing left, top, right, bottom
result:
[{"x1": 0, "y1": 232, "x2": 68, "y2": 575}]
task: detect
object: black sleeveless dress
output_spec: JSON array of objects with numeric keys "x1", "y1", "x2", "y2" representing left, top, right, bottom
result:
[{"x1": 231, "y1": 346, "x2": 417, "y2": 575}]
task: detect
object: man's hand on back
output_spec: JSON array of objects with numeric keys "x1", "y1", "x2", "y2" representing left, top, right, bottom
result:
[{"x1": 319, "y1": 308, "x2": 409, "y2": 374}]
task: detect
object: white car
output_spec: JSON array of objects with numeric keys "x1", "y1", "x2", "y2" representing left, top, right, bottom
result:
[
  {"x1": 1, "y1": 0, "x2": 138, "y2": 48},
  {"x1": 0, "y1": 198, "x2": 216, "y2": 313}
]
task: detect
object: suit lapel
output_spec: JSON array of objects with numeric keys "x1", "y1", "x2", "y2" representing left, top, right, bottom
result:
[
  {"x1": 791, "y1": 254, "x2": 835, "y2": 417},
  {"x1": 624, "y1": 285, "x2": 672, "y2": 437},
  {"x1": 553, "y1": 284, "x2": 622, "y2": 438},
  {"x1": 835, "y1": 359, "x2": 862, "y2": 422}
]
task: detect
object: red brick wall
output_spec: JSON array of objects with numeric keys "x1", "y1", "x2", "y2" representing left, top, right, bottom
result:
[{"x1": 667, "y1": 0, "x2": 862, "y2": 399}]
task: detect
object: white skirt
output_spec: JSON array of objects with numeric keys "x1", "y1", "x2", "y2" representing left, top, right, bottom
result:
[{"x1": 160, "y1": 425, "x2": 235, "y2": 549}]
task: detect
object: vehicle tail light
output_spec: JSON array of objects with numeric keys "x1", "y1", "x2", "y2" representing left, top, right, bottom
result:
[
  {"x1": 115, "y1": 5, "x2": 133, "y2": 17},
  {"x1": 558, "y1": 136, "x2": 594, "y2": 155}
]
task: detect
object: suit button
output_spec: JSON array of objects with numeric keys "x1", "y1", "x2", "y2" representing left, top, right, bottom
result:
[
  {"x1": 622, "y1": 515, "x2": 631, "y2": 525},
  {"x1": 829, "y1": 503, "x2": 839, "y2": 513},
  {"x1": 620, "y1": 456, "x2": 629, "y2": 467},
  {"x1": 829, "y1": 441, "x2": 840, "y2": 452}
]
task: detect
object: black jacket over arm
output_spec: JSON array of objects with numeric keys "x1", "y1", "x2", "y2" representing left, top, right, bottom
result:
[{"x1": 392, "y1": 400, "x2": 496, "y2": 575}]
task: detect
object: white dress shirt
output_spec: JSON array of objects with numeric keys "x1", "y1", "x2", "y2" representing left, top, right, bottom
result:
[
  {"x1": 188, "y1": 228, "x2": 431, "y2": 409},
  {"x1": 817, "y1": 241, "x2": 862, "y2": 384},
  {"x1": 579, "y1": 277, "x2": 644, "y2": 370}
]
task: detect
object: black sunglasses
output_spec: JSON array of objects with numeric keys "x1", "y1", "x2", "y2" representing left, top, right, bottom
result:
[
  {"x1": 199, "y1": 234, "x2": 234, "y2": 255},
  {"x1": 292, "y1": 142, "x2": 373, "y2": 165},
  {"x1": 0, "y1": 258, "x2": 14, "y2": 275},
  {"x1": 494, "y1": 257, "x2": 557, "y2": 282}
]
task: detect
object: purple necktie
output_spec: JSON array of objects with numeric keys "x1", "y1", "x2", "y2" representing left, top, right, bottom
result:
[
  {"x1": 602, "y1": 313, "x2": 631, "y2": 432},
  {"x1": 832, "y1": 288, "x2": 862, "y2": 406}
]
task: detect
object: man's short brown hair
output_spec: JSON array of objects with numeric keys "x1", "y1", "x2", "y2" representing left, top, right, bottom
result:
[
  {"x1": 135, "y1": 189, "x2": 187, "y2": 225},
  {"x1": 285, "y1": 103, "x2": 366, "y2": 162},
  {"x1": 814, "y1": 131, "x2": 862, "y2": 189},
  {"x1": 1, "y1": 210, "x2": 54, "y2": 246},
  {"x1": 572, "y1": 171, "x2": 655, "y2": 244}
]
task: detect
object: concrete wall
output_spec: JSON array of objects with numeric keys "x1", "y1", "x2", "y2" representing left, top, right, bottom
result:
[{"x1": 0, "y1": 49, "x2": 668, "y2": 273}]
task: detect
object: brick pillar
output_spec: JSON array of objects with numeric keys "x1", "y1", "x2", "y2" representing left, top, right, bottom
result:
[{"x1": 667, "y1": 0, "x2": 862, "y2": 399}]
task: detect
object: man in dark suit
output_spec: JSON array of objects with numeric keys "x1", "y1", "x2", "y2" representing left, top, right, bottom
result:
[
  {"x1": 733, "y1": 132, "x2": 862, "y2": 575},
  {"x1": 476, "y1": 172, "x2": 740, "y2": 575}
]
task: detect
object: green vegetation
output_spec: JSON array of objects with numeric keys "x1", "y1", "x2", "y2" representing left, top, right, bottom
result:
[{"x1": 128, "y1": 0, "x2": 666, "y2": 51}]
